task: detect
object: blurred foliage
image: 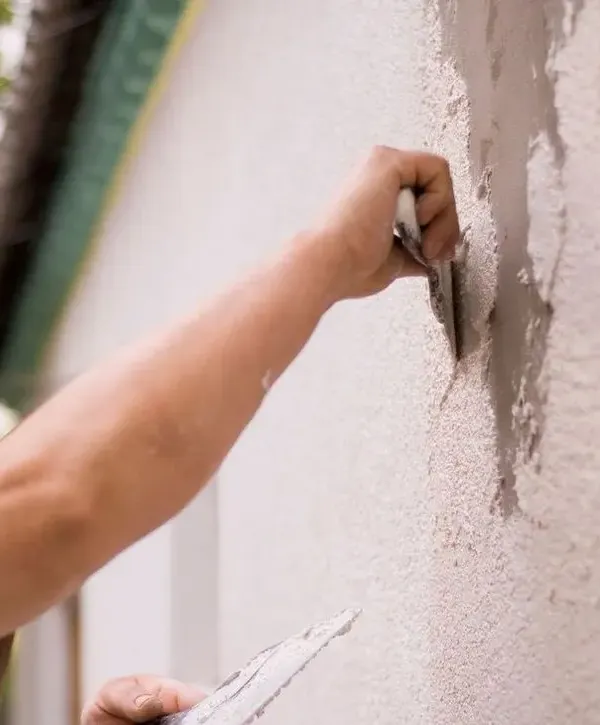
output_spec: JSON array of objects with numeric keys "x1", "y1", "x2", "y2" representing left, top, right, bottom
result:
[
  {"x1": 0, "y1": 0, "x2": 12, "y2": 93},
  {"x1": 0, "y1": 0, "x2": 12, "y2": 26}
]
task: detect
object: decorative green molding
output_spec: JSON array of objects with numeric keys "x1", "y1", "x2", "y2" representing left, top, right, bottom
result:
[{"x1": 0, "y1": 0, "x2": 194, "y2": 409}]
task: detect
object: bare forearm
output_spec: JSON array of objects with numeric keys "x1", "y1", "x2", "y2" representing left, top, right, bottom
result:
[
  {"x1": 0, "y1": 146, "x2": 460, "y2": 636},
  {"x1": 0, "y1": 232, "x2": 341, "y2": 633}
]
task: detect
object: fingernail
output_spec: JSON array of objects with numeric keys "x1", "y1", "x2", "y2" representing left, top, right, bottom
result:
[{"x1": 134, "y1": 695, "x2": 154, "y2": 709}]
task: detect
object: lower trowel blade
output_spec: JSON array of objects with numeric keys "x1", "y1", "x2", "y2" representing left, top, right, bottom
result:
[
  {"x1": 394, "y1": 188, "x2": 460, "y2": 360},
  {"x1": 152, "y1": 608, "x2": 361, "y2": 725},
  {"x1": 427, "y1": 261, "x2": 459, "y2": 360}
]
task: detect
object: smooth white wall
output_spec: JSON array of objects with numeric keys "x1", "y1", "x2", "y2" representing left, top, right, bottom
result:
[{"x1": 44, "y1": 0, "x2": 600, "y2": 722}]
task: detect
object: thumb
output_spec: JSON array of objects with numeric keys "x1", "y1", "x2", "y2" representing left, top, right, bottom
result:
[
  {"x1": 369, "y1": 247, "x2": 425, "y2": 293},
  {"x1": 81, "y1": 675, "x2": 205, "y2": 724}
]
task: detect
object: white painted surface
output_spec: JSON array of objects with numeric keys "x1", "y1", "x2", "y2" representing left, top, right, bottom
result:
[
  {"x1": 79, "y1": 525, "x2": 172, "y2": 696},
  {"x1": 42, "y1": 0, "x2": 600, "y2": 722},
  {"x1": 75, "y1": 485, "x2": 217, "y2": 697},
  {"x1": 0, "y1": 402, "x2": 17, "y2": 438},
  {"x1": 11, "y1": 606, "x2": 71, "y2": 725}
]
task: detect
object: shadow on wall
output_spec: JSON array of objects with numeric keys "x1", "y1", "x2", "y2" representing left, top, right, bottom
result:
[{"x1": 437, "y1": 0, "x2": 582, "y2": 518}]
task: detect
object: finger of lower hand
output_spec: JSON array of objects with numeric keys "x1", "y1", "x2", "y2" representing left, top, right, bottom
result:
[{"x1": 81, "y1": 676, "x2": 205, "y2": 724}]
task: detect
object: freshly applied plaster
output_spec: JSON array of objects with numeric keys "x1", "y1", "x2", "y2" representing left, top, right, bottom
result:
[
  {"x1": 437, "y1": 0, "x2": 562, "y2": 518},
  {"x1": 433, "y1": 0, "x2": 600, "y2": 721}
]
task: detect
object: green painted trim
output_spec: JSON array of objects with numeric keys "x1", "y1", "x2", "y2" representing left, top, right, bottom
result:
[{"x1": 0, "y1": 0, "x2": 189, "y2": 410}]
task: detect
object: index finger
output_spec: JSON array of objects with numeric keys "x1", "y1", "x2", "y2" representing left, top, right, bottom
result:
[
  {"x1": 391, "y1": 150, "x2": 459, "y2": 260},
  {"x1": 410, "y1": 152, "x2": 455, "y2": 226},
  {"x1": 370, "y1": 147, "x2": 455, "y2": 224}
]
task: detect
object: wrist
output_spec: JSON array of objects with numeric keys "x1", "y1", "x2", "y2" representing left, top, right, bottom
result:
[{"x1": 288, "y1": 228, "x2": 350, "y2": 309}]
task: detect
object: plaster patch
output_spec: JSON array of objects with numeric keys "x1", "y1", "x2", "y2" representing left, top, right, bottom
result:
[
  {"x1": 511, "y1": 376, "x2": 542, "y2": 474},
  {"x1": 526, "y1": 131, "x2": 565, "y2": 301},
  {"x1": 424, "y1": 0, "x2": 600, "y2": 720},
  {"x1": 562, "y1": 0, "x2": 576, "y2": 37}
]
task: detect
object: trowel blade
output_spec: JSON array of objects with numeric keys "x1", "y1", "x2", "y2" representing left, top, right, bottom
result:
[
  {"x1": 153, "y1": 608, "x2": 361, "y2": 725},
  {"x1": 427, "y1": 261, "x2": 459, "y2": 360},
  {"x1": 393, "y1": 188, "x2": 459, "y2": 359}
]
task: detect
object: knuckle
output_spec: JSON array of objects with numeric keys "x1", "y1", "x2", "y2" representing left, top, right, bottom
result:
[
  {"x1": 370, "y1": 144, "x2": 396, "y2": 164},
  {"x1": 421, "y1": 151, "x2": 450, "y2": 174},
  {"x1": 101, "y1": 675, "x2": 126, "y2": 692},
  {"x1": 371, "y1": 144, "x2": 389, "y2": 156},
  {"x1": 435, "y1": 154, "x2": 451, "y2": 174}
]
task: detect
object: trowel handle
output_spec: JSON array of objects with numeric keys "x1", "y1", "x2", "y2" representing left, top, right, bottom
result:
[{"x1": 393, "y1": 187, "x2": 427, "y2": 267}]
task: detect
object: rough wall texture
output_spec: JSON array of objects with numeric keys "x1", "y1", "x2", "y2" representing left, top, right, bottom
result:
[
  {"x1": 44, "y1": 0, "x2": 600, "y2": 721},
  {"x1": 430, "y1": 0, "x2": 600, "y2": 722}
]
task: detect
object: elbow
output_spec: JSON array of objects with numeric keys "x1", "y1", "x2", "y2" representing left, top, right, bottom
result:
[{"x1": 39, "y1": 477, "x2": 95, "y2": 585}]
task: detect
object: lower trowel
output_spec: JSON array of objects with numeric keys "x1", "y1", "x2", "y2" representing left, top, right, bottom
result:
[
  {"x1": 394, "y1": 188, "x2": 460, "y2": 360},
  {"x1": 150, "y1": 608, "x2": 361, "y2": 725}
]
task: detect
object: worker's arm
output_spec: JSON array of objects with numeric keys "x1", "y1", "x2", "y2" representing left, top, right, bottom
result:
[{"x1": 0, "y1": 147, "x2": 459, "y2": 635}]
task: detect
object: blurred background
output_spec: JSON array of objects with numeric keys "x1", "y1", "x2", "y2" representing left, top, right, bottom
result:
[{"x1": 0, "y1": 2, "x2": 218, "y2": 723}]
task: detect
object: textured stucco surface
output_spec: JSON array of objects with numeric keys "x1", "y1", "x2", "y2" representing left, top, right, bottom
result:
[{"x1": 42, "y1": 0, "x2": 600, "y2": 721}]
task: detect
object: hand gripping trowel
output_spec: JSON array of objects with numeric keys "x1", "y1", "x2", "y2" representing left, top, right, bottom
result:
[
  {"x1": 393, "y1": 188, "x2": 461, "y2": 360},
  {"x1": 150, "y1": 608, "x2": 361, "y2": 725}
]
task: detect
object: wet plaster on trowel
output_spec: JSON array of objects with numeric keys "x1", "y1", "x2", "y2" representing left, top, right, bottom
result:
[{"x1": 427, "y1": 0, "x2": 600, "y2": 721}]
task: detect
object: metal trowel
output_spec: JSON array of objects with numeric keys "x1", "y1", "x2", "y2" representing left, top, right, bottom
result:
[
  {"x1": 150, "y1": 608, "x2": 361, "y2": 725},
  {"x1": 394, "y1": 188, "x2": 460, "y2": 360}
]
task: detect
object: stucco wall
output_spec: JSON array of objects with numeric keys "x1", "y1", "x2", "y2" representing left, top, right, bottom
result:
[{"x1": 44, "y1": 0, "x2": 600, "y2": 721}]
